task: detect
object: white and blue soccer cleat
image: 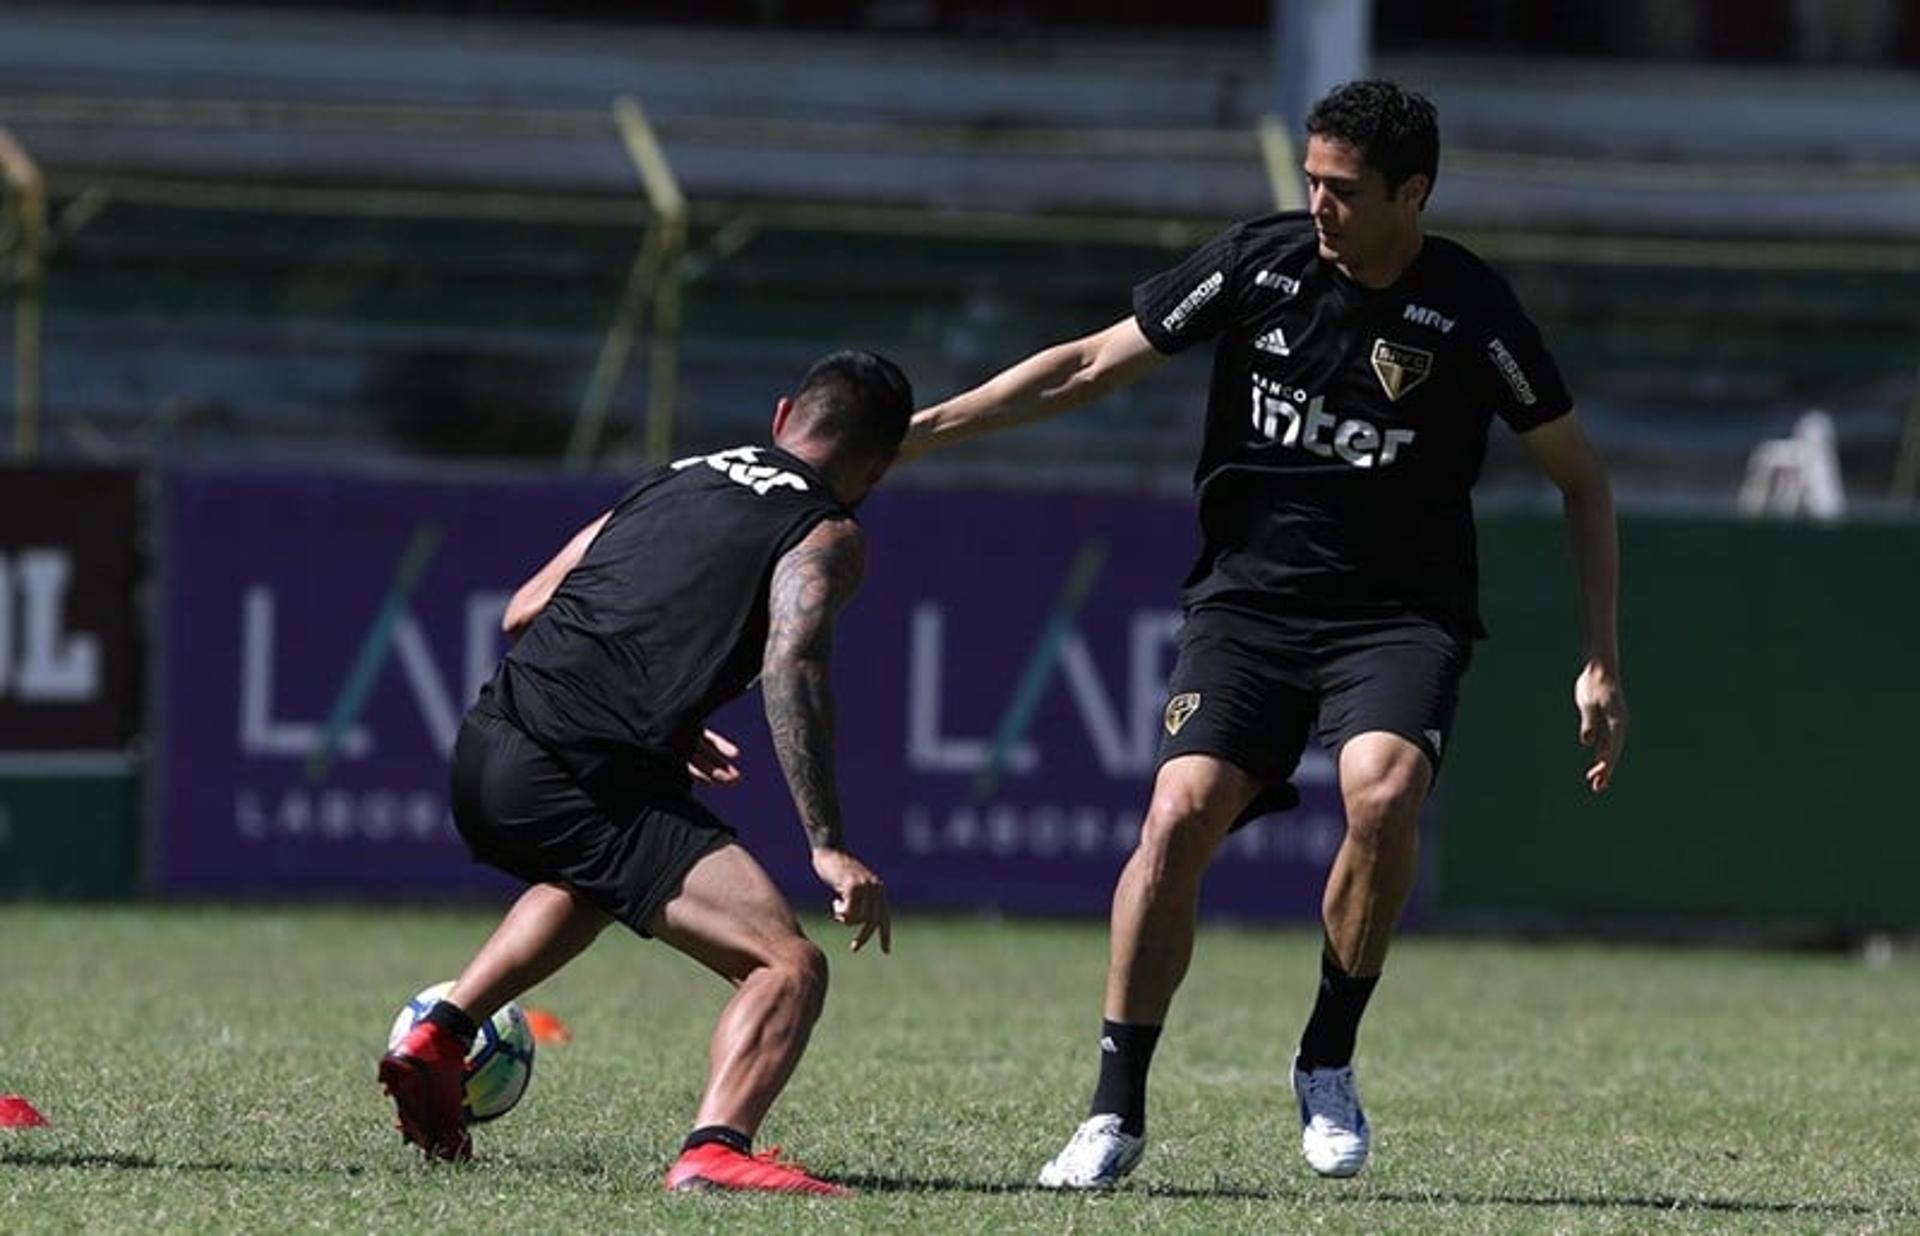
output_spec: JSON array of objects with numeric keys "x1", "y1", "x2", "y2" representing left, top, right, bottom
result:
[
  {"x1": 1291, "y1": 1053, "x2": 1371, "y2": 1178},
  {"x1": 1036, "y1": 1113, "x2": 1146, "y2": 1190}
]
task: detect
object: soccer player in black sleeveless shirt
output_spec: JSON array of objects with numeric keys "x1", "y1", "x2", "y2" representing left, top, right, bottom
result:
[
  {"x1": 908, "y1": 82, "x2": 1629, "y2": 1185},
  {"x1": 380, "y1": 351, "x2": 912, "y2": 1196}
]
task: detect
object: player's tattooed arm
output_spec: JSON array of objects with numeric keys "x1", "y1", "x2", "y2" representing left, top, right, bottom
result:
[{"x1": 762, "y1": 518, "x2": 867, "y2": 850}]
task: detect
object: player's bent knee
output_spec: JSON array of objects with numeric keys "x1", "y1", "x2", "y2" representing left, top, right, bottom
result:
[
  {"x1": 764, "y1": 937, "x2": 829, "y2": 1016},
  {"x1": 1339, "y1": 736, "x2": 1430, "y2": 834},
  {"x1": 797, "y1": 938, "x2": 829, "y2": 996},
  {"x1": 1137, "y1": 797, "x2": 1230, "y2": 868},
  {"x1": 1341, "y1": 772, "x2": 1426, "y2": 845}
]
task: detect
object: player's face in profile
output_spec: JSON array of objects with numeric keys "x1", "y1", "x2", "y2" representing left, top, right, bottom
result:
[{"x1": 1303, "y1": 135, "x2": 1413, "y2": 275}]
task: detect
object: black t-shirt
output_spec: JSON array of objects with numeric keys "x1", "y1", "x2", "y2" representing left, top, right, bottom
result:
[
  {"x1": 482, "y1": 444, "x2": 850, "y2": 794},
  {"x1": 1133, "y1": 211, "x2": 1572, "y2": 637}
]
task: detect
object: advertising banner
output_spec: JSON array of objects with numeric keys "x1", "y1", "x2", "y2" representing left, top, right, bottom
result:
[
  {"x1": 710, "y1": 485, "x2": 1351, "y2": 920},
  {"x1": 153, "y1": 467, "x2": 616, "y2": 898},
  {"x1": 0, "y1": 465, "x2": 141, "y2": 751},
  {"x1": 153, "y1": 464, "x2": 1350, "y2": 918}
]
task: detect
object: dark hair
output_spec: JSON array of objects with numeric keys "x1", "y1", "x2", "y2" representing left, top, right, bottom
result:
[
  {"x1": 791, "y1": 349, "x2": 914, "y2": 460},
  {"x1": 1305, "y1": 80, "x2": 1440, "y2": 206}
]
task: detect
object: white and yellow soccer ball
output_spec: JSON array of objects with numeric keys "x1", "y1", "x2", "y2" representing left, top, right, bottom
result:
[{"x1": 387, "y1": 981, "x2": 535, "y2": 1123}]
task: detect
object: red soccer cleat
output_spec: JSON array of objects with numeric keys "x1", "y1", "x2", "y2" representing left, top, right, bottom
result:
[
  {"x1": 664, "y1": 1142, "x2": 855, "y2": 1196},
  {"x1": 378, "y1": 1021, "x2": 472, "y2": 1162}
]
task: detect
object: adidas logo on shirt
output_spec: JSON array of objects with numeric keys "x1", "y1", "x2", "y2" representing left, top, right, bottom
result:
[{"x1": 1253, "y1": 326, "x2": 1290, "y2": 357}]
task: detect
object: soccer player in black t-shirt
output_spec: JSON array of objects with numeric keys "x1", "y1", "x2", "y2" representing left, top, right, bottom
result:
[
  {"x1": 380, "y1": 351, "x2": 912, "y2": 1196},
  {"x1": 906, "y1": 81, "x2": 1629, "y2": 1185}
]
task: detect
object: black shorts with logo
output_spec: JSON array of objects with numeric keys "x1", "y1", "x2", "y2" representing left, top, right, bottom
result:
[
  {"x1": 449, "y1": 708, "x2": 734, "y2": 937},
  {"x1": 1157, "y1": 605, "x2": 1472, "y2": 819}
]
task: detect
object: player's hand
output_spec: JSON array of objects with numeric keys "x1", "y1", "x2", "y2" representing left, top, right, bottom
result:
[
  {"x1": 809, "y1": 847, "x2": 892, "y2": 955},
  {"x1": 686, "y1": 728, "x2": 742, "y2": 787},
  {"x1": 1575, "y1": 661, "x2": 1628, "y2": 793}
]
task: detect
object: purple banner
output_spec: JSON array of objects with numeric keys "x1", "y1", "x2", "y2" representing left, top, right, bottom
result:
[
  {"x1": 152, "y1": 467, "x2": 618, "y2": 898},
  {"x1": 154, "y1": 465, "x2": 1352, "y2": 919},
  {"x1": 721, "y1": 485, "x2": 1351, "y2": 920}
]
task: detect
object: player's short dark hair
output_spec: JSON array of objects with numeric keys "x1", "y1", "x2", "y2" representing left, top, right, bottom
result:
[
  {"x1": 1305, "y1": 80, "x2": 1440, "y2": 206},
  {"x1": 791, "y1": 349, "x2": 914, "y2": 461}
]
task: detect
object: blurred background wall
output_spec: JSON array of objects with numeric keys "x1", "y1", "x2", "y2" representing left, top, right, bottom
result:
[{"x1": 1, "y1": 0, "x2": 1915, "y2": 936}]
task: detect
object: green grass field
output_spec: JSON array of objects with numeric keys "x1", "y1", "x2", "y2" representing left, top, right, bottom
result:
[{"x1": 3, "y1": 905, "x2": 1917, "y2": 1233}]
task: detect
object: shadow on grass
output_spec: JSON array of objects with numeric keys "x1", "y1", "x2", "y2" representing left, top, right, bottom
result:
[
  {"x1": 1, "y1": 1146, "x2": 645, "y2": 1180},
  {"x1": 0, "y1": 1147, "x2": 368, "y2": 1176},
  {"x1": 5, "y1": 1150, "x2": 1909, "y2": 1220},
  {"x1": 837, "y1": 1172, "x2": 1911, "y2": 1218}
]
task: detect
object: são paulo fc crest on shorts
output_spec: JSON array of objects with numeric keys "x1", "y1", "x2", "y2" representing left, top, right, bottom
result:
[
  {"x1": 1370, "y1": 339, "x2": 1434, "y2": 402},
  {"x1": 1163, "y1": 692, "x2": 1201, "y2": 736}
]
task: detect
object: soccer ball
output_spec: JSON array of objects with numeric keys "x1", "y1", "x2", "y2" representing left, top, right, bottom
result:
[{"x1": 387, "y1": 981, "x2": 535, "y2": 1123}]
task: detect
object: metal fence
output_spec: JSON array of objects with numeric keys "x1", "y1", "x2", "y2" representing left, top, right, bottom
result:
[{"x1": 3, "y1": 92, "x2": 1918, "y2": 511}]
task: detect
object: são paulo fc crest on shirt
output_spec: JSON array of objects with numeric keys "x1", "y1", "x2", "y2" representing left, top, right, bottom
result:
[
  {"x1": 1370, "y1": 339, "x2": 1434, "y2": 402},
  {"x1": 1163, "y1": 692, "x2": 1201, "y2": 736}
]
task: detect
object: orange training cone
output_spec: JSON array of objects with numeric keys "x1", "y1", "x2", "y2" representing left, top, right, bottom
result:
[
  {"x1": 524, "y1": 1009, "x2": 572, "y2": 1044},
  {"x1": 0, "y1": 1096, "x2": 48, "y2": 1128}
]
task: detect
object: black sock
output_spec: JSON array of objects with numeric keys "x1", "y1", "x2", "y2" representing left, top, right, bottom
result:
[
  {"x1": 683, "y1": 1125, "x2": 752, "y2": 1155},
  {"x1": 1088, "y1": 1019, "x2": 1162, "y2": 1137},
  {"x1": 1296, "y1": 948, "x2": 1380, "y2": 1070},
  {"x1": 423, "y1": 1000, "x2": 479, "y2": 1051}
]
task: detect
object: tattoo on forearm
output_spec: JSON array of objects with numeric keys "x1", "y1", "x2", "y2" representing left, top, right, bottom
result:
[
  {"x1": 763, "y1": 524, "x2": 865, "y2": 850},
  {"x1": 763, "y1": 661, "x2": 840, "y2": 848}
]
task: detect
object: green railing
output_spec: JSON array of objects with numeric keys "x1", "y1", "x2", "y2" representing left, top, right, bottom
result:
[{"x1": 3, "y1": 94, "x2": 1919, "y2": 494}]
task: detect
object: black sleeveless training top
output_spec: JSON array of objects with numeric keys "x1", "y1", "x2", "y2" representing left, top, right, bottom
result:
[{"x1": 482, "y1": 443, "x2": 850, "y2": 794}]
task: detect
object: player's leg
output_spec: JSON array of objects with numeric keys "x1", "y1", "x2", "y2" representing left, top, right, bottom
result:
[
  {"x1": 1286, "y1": 732, "x2": 1428, "y2": 1178},
  {"x1": 649, "y1": 842, "x2": 847, "y2": 1195},
  {"x1": 651, "y1": 842, "x2": 827, "y2": 1137},
  {"x1": 1040, "y1": 758, "x2": 1269, "y2": 1190},
  {"x1": 1041, "y1": 607, "x2": 1305, "y2": 1190},
  {"x1": 383, "y1": 709, "x2": 620, "y2": 1162},
  {"x1": 1291, "y1": 622, "x2": 1465, "y2": 1177},
  {"x1": 384, "y1": 884, "x2": 611, "y2": 1162},
  {"x1": 1105, "y1": 754, "x2": 1264, "y2": 1023},
  {"x1": 1036, "y1": 755, "x2": 1261, "y2": 1191},
  {"x1": 1321, "y1": 731, "x2": 1430, "y2": 981},
  {"x1": 446, "y1": 882, "x2": 613, "y2": 1020},
  {"x1": 382, "y1": 710, "x2": 540, "y2": 1161}
]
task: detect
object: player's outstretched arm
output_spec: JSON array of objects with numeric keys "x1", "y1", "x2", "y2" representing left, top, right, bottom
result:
[
  {"x1": 1521, "y1": 412, "x2": 1628, "y2": 792},
  {"x1": 763, "y1": 517, "x2": 891, "y2": 953},
  {"x1": 502, "y1": 511, "x2": 610, "y2": 636},
  {"x1": 900, "y1": 316, "x2": 1167, "y2": 461}
]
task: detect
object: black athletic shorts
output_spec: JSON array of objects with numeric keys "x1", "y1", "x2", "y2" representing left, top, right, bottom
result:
[
  {"x1": 1156, "y1": 605, "x2": 1472, "y2": 820},
  {"x1": 449, "y1": 708, "x2": 734, "y2": 937}
]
